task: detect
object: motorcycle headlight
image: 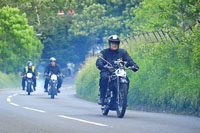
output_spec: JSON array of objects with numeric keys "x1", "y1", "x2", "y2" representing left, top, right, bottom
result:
[
  {"x1": 51, "y1": 74, "x2": 57, "y2": 80},
  {"x1": 27, "y1": 73, "x2": 33, "y2": 78}
]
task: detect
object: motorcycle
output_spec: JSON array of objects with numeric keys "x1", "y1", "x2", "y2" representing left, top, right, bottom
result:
[
  {"x1": 25, "y1": 73, "x2": 34, "y2": 95},
  {"x1": 46, "y1": 73, "x2": 62, "y2": 99},
  {"x1": 98, "y1": 56, "x2": 137, "y2": 118}
]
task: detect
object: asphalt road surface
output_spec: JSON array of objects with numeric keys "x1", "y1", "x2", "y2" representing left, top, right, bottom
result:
[{"x1": 0, "y1": 78, "x2": 200, "y2": 133}]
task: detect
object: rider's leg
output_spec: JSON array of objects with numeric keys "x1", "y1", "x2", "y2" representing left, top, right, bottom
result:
[
  {"x1": 22, "y1": 77, "x2": 26, "y2": 90},
  {"x1": 44, "y1": 78, "x2": 49, "y2": 92},
  {"x1": 33, "y1": 77, "x2": 36, "y2": 91},
  {"x1": 57, "y1": 77, "x2": 62, "y2": 93},
  {"x1": 99, "y1": 72, "x2": 109, "y2": 105}
]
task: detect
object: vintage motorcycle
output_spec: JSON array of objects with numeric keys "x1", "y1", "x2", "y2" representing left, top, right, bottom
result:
[
  {"x1": 98, "y1": 57, "x2": 137, "y2": 118},
  {"x1": 25, "y1": 72, "x2": 34, "y2": 95},
  {"x1": 46, "y1": 73, "x2": 62, "y2": 99}
]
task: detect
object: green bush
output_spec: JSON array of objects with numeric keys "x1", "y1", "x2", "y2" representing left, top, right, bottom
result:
[
  {"x1": 0, "y1": 71, "x2": 20, "y2": 89},
  {"x1": 76, "y1": 57, "x2": 100, "y2": 101}
]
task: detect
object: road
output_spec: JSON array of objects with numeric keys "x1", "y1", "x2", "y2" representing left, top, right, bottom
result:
[{"x1": 0, "y1": 78, "x2": 200, "y2": 133}]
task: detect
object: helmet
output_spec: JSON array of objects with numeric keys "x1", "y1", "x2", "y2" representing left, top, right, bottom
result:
[
  {"x1": 27, "y1": 61, "x2": 33, "y2": 67},
  {"x1": 50, "y1": 57, "x2": 56, "y2": 62},
  {"x1": 108, "y1": 35, "x2": 120, "y2": 45}
]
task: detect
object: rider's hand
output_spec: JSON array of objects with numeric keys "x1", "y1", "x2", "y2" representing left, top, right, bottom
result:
[
  {"x1": 128, "y1": 66, "x2": 139, "y2": 72},
  {"x1": 44, "y1": 73, "x2": 48, "y2": 78},
  {"x1": 21, "y1": 76, "x2": 24, "y2": 79},
  {"x1": 109, "y1": 68, "x2": 114, "y2": 72},
  {"x1": 36, "y1": 76, "x2": 39, "y2": 79},
  {"x1": 104, "y1": 65, "x2": 114, "y2": 72}
]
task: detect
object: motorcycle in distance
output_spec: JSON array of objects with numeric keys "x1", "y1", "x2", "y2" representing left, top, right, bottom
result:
[
  {"x1": 25, "y1": 73, "x2": 34, "y2": 95},
  {"x1": 45, "y1": 73, "x2": 62, "y2": 99},
  {"x1": 98, "y1": 56, "x2": 137, "y2": 118}
]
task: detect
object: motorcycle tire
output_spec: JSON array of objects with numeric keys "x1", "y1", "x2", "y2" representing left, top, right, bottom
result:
[
  {"x1": 116, "y1": 83, "x2": 128, "y2": 118},
  {"x1": 27, "y1": 83, "x2": 31, "y2": 95}
]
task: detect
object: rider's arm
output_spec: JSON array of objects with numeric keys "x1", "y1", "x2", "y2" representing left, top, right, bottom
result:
[
  {"x1": 21, "y1": 68, "x2": 26, "y2": 76},
  {"x1": 34, "y1": 67, "x2": 39, "y2": 78},
  {"x1": 123, "y1": 50, "x2": 139, "y2": 72},
  {"x1": 44, "y1": 65, "x2": 49, "y2": 76},
  {"x1": 57, "y1": 64, "x2": 62, "y2": 75},
  {"x1": 96, "y1": 51, "x2": 106, "y2": 70}
]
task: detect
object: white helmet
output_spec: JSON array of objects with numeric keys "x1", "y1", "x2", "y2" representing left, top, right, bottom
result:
[{"x1": 50, "y1": 57, "x2": 56, "y2": 62}]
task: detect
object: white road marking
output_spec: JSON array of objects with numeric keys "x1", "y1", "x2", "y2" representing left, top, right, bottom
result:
[
  {"x1": 9, "y1": 102, "x2": 20, "y2": 106},
  {"x1": 7, "y1": 98, "x2": 11, "y2": 102},
  {"x1": 7, "y1": 93, "x2": 46, "y2": 113},
  {"x1": 58, "y1": 115, "x2": 109, "y2": 127},
  {"x1": 23, "y1": 107, "x2": 46, "y2": 113},
  {"x1": 7, "y1": 94, "x2": 18, "y2": 103},
  {"x1": 13, "y1": 93, "x2": 18, "y2": 96}
]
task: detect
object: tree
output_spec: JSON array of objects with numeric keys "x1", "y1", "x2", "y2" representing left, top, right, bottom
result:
[
  {"x1": 131, "y1": 0, "x2": 200, "y2": 32},
  {"x1": 0, "y1": 6, "x2": 43, "y2": 73}
]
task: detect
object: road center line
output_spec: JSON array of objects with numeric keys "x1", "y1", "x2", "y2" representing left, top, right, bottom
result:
[
  {"x1": 23, "y1": 107, "x2": 46, "y2": 113},
  {"x1": 9, "y1": 102, "x2": 20, "y2": 106},
  {"x1": 58, "y1": 115, "x2": 109, "y2": 127}
]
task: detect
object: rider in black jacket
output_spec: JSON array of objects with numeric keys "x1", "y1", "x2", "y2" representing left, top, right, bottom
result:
[
  {"x1": 96, "y1": 35, "x2": 139, "y2": 105},
  {"x1": 44, "y1": 57, "x2": 62, "y2": 93}
]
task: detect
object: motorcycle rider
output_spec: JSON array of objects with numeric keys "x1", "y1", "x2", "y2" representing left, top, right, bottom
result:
[
  {"x1": 96, "y1": 35, "x2": 139, "y2": 105},
  {"x1": 44, "y1": 57, "x2": 62, "y2": 93},
  {"x1": 21, "y1": 61, "x2": 38, "y2": 91}
]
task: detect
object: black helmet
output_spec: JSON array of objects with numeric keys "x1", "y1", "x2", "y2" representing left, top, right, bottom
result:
[
  {"x1": 108, "y1": 35, "x2": 120, "y2": 45},
  {"x1": 50, "y1": 57, "x2": 56, "y2": 62},
  {"x1": 27, "y1": 61, "x2": 33, "y2": 67}
]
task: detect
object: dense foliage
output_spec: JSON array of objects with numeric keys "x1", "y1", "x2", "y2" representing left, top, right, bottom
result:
[
  {"x1": 0, "y1": 0, "x2": 142, "y2": 67},
  {"x1": 0, "y1": 6, "x2": 43, "y2": 73}
]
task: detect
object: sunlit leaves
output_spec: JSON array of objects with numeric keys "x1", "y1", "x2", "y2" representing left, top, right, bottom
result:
[{"x1": 0, "y1": 6, "x2": 43, "y2": 73}]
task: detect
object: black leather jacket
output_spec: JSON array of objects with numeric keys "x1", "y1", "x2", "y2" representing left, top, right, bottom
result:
[
  {"x1": 44, "y1": 64, "x2": 62, "y2": 75},
  {"x1": 96, "y1": 48, "x2": 139, "y2": 72}
]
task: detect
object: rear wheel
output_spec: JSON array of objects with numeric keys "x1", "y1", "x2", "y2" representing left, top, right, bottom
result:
[{"x1": 116, "y1": 83, "x2": 128, "y2": 118}]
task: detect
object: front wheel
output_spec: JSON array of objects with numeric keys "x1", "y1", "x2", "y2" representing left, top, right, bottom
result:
[
  {"x1": 27, "y1": 83, "x2": 32, "y2": 95},
  {"x1": 116, "y1": 83, "x2": 128, "y2": 118},
  {"x1": 102, "y1": 105, "x2": 109, "y2": 116},
  {"x1": 49, "y1": 83, "x2": 57, "y2": 99},
  {"x1": 51, "y1": 93, "x2": 55, "y2": 99}
]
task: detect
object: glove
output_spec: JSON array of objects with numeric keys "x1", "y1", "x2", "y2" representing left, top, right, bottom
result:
[
  {"x1": 128, "y1": 66, "x2": 139, "y2": 72},
  {"x1": 104, "y1": 65, "x2": 114, "y2": 72},
  {"x1": 43, "y1": 73, "x2": 49, "y2": 78}
]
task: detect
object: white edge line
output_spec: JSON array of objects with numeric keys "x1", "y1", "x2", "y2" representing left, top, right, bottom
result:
[
  {"x1": 13, "y1": 93, "x2": 18, "y2": 96},
  {"x1": 58, "y1": 115, "x2": 108, "y2": 127},
  {"x1": 7, "y1": 98, "x2": 11, "y2": 102},
  {"x1": 23, "y1": 107, "x2": 46, "y2": 113},
  {"x1": 9, "y1": 102, "x2": 20, "y2": 106}
]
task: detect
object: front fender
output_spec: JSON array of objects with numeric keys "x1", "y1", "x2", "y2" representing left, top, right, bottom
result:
[{"x1": 120, "y1": 77, "x2": 129, "y2": 84}]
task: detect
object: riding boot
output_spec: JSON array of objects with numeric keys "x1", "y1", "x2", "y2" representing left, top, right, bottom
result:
[
  {"x1": 98, "y1": 90, "x2": 105, "y2": 105},
  {"x1": 44, "y1": 88, "x2": 48, "y2": 92},
  {"x1": 57, "y1": 88, "x2": 60, "y2": 93}
]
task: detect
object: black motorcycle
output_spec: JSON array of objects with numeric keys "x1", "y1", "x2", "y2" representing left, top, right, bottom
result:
[
  {"x1": 99, "y1": 57, "x2": 137, "y2": 118},
  {"x1": 25, "y1": 72, "x2": 34, "y2": 95},
  {"x1": 46, "y1": 73, "x2": 62, "y2": 99}
]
